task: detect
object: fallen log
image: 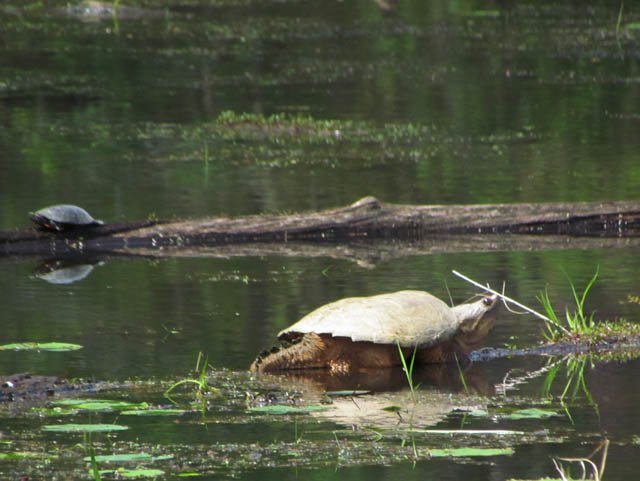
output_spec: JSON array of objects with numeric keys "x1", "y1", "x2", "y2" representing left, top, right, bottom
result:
[{"x1": 1, "y1": 196, "x2": 640, "y2": 257}]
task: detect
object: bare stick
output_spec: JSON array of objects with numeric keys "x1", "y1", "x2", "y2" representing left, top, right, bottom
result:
[{"x1": 452, "y1": 270, "x2": 571, "y2": 337}]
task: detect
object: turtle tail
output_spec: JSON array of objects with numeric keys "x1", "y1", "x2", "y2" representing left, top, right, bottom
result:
[{"x1": 249, "y1": 334, "x2": 327, "y2": 373}]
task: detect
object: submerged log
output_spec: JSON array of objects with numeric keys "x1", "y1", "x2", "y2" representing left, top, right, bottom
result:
[{"x1": 1, "y1": 196, "x2": 640, "y2": 257}]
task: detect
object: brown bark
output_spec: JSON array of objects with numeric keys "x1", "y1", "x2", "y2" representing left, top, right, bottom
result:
[{"x1": 1, "y1": 196, "x2": 639, "y2": 257}]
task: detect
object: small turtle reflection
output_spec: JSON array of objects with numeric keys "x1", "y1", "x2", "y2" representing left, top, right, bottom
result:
[{"x1": 33, "y1": 259, "x2": 104, "y2": 285}]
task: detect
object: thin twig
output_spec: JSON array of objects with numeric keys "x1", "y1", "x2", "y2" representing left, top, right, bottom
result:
[
  {"x1": 500, "y1": 281, "x2": 529, "y2": 315},
  {"x1": 552, "y1": 458, "x2": 569, "y2": 481},
  {"x1": 444, "y1": 279, "x2": 454, "y2": 307},
  {"x1": 556, "y1": 457, "x2": 600, "y2": 481},
  {"x1": 452, "y1": 270, "x2": 572, "y2": 336}
]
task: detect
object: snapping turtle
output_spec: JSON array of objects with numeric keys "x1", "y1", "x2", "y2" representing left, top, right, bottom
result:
[
  {"x1": 29, "y1": 205, "x2": 104, "y2": 231},
  {"x1": 250, "y1": 290, "x2": 498, "y2": 373}
]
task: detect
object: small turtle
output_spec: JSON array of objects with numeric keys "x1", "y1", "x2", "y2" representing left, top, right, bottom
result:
[
  {"x1": 250, "y1": 290, "x2": 498, "y2": 373},
  {"x1": 29, "y1": 204, "x2": 104, "y2": 232}
]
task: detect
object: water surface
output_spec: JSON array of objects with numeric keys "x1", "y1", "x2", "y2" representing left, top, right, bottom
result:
[{"x1": 1, "y1": 1, "x2": 639, "y2": 480}]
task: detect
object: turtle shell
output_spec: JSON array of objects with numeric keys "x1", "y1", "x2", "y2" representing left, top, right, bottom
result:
[
  {"x1": 29, "y1": 204, "x2": 103, "y2": 231},
  {"x1": 278, "y1": 290, "x2": 461, "y2": 349}
]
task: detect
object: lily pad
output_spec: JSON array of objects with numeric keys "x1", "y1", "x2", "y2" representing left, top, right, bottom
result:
[
  {"x1": 382, "y1": 405, "x2": 402, "y2": 413},
  {"x1": 83, "y1": 453, "x2": 153, "y2": 463},
  {"x1": 0, "y1": 342, "x2": 83, "y2": 352},
  {"x1": 508, "y1": 479, "x2": 562, "y2": 481},
  {"x1": 325, "y1": 390, "x2": 370, "y2": 396},
  {"x1": 408, "y1": 429, "x2": 523, "y2": 435},
  {"x1": 504, "y1": 408, "x2": 559, "y2": 420},
  {"x1": 51, "y1": 399, "x2": 148, "y2": 412},
  {"x1": 0, "y1": 452, "x2": 57, "y2": 460},
  {"x1": 248, "y1": 405, "x2": 332, "y2": 415},
  {"x1": 42, "y1": 424, "x2": 129, "y2": 433},
  {"x1": 98, "y1": 468, "x2": 165, "y2": 478},
  {"x1": 121, "y1": 408, "x2": 188, "y2": 416},
  {"x1": 429, "y1": 447, "x2": 514, "y2": 457}
]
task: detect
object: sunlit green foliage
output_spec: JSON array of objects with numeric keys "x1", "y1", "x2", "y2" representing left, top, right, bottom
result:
[{"x1": 538, "y1": 268, "x2": 599, "y2": 341}]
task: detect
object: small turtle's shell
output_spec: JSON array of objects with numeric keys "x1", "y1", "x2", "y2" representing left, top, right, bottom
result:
[
  {"x1": 29, "y1": 204, "x2": 103, "y2": 231},
  {"x1": 278, "y1": 290, "x2": 460, "y2": 349}
]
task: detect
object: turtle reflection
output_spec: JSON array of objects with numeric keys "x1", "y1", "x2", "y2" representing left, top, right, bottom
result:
[{"x1": 33, "y1": 258, "x2": 104, "y2": 285}]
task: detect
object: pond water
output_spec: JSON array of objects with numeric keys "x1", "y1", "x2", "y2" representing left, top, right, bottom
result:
[{"x1": 1, "y1": 1, "x2": 640, "y2": 480}]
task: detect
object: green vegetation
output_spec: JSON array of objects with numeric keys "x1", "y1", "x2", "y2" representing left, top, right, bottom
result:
[
  {"x1": 0, "y1": 366, "x2": 624, "y2": 480},
  {"x1": 121, "y1": 408, "x2": 187, "y2": 416},
  {"x1": 0, "y1": 342, "x2": 83, "y2": 352},
  {"x1": 429, "y1": 447, "x2": 513, "y2": 457},
  {"x1": 0, "y1": 452, "x2": 58, "y2": 460},
  {"x1": 501, "y1": 408, "x2": 559, "y2": 420},
  {"x1": 537, "y1": 267, "x2": 640, "y2": 344},
  {"x1": 396, "y1": 343, "x2": 417, "y2": 394},
  {"x1": 454, "y1": 353, "x2": 470, "y2": 395},
  {"x1": 84, "y1": 453, "x2": 153, "y2": 463},
  {"x1": 88, "y1": 447, "x2": 102, "y2": 481},
  {"x1": 41, "y1": 424, "x2": 128, "y2": 433},
  {"x1": 542, "y1": 357, "x2": 598, "y2": 423},
  {"x1": 52, "y1": 399, "x2": 148, "y2": 410},
  {"x1": 537, "y1": 268, "x2": 599, "y2": 341},
  {"x1": 33, "y1": 399, "x2": 148, "y2": 416},
  {"x1": 164, "y1": 353, "x2": 219, "y2": 401},
  {"x1": 96, "y1": 468, "x2": 165, "y2": 479},
  {"x1": 395, "y1": 343, "x2": 420, "y2": 461}
]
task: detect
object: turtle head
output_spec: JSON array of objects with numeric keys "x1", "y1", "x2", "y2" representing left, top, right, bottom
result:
[{"x1": 451, "y1": 294, "x2": 498, "y2": 352}]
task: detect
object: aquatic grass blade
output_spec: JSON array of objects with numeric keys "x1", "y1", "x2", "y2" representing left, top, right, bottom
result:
[
  {"x1": 396, "y1": 343, "x2": 417, "y2": 394},
  {"x1": 566, "y1": 266, "x2": 599, "y2": 331},
  {"x1": 542, "y1": 362, "x2": 562, "y2": 397},
  {"x1": 537, "y1": 288, "x2": 564, "y2": 341},
  {"x1": 537, "y1": 267, "x2": 600, "y2": 340},
  {"x1": 89, "y1": 447, "x2": 101, "y2": 481},
  {"x1": 616, "y1": 1, "x2": 624, "y2": 41},
  {"x1": 454, "y1": 353, "x2": 470, "y2": 395}
]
